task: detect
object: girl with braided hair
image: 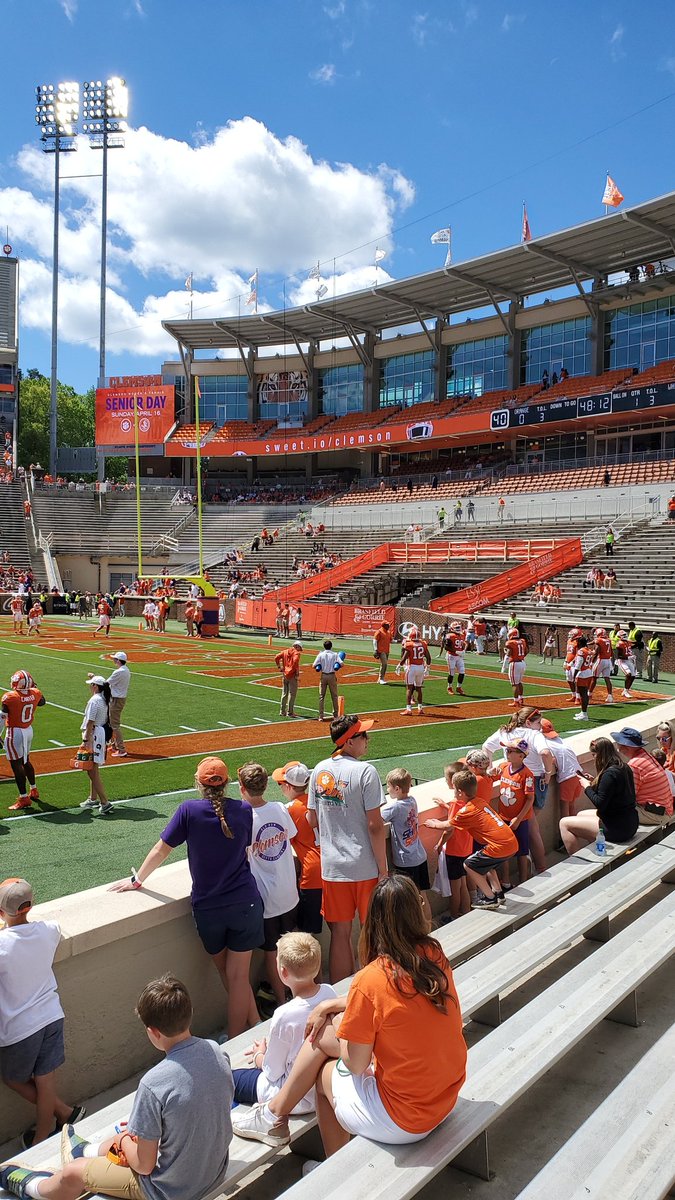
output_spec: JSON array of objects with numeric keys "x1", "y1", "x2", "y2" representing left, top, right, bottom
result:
[{"x1": 109, "y1": 757, "x2": 263, "y2": 1034}]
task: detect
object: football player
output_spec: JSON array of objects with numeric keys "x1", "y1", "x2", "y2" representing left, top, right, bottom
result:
[{"x1": 1, "y1": 670, "x2": 46, "y2": 810}]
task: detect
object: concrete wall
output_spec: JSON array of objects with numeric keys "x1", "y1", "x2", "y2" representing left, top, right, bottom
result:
[{"x1": 1, "y1": 698, "x2": 673, "y2": 1141}]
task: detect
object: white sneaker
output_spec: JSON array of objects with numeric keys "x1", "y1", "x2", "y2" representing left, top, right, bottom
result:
[
  {"x1": 377, "y1": 679, "x2": 387, "y2": 685},
  {"x1": 605, "y1": 695, "x2": 615, "y2": 704},
  {"x1": 79, "y1": 798, "x2": 99, "y2": 810},
  {"x1": 232, "y1": 1104, "x2": 290, "y2": 1147},
  {"x1": 400, "y1": 708, "x2": 413, "y2": 715},
  {"x1": 573, "y1": 712, "x2": 589, "y2": 721},
  {"x1": 621, "y1": 690, "x2": 632, "y2": 699},
  {"x1": 417, "y1": 705, "x2": 424, "y2": 714}
]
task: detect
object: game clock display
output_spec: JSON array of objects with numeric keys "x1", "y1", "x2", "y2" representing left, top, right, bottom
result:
[{"x1": 489, "y1": 382, "x2": 675, "y2": 431}]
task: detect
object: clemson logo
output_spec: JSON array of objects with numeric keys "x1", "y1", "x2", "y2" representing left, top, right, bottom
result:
[{"x1": 317, "y1": 770, "x2": 336, "y2": 791}]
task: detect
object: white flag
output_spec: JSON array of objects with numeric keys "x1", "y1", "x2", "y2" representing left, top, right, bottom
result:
[
  {"x1": 430, "y1": 227, "x2": 451, "y2": 245},
  {"x1": 307, "y1": 262, "x2": 321, "y2": 281},
  {"x1": 248, "y1": 270, "x2": 257, "y2": 286},
  {"x1": 184, "y1": 273, "x2": 193, "y2": 291},
  {"x1": 374, "y1": 247, "x2": 386, "y2": 263},
  {"x1": 317, "y1": 284, "x2": 328, "y2": 300}
]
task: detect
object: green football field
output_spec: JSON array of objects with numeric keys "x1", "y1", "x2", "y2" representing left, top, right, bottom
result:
[{"x1": 0, "y1": 613, "x2": 669, "y2": 901}]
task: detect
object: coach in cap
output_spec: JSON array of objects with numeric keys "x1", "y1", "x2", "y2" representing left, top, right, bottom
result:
[
  {"x1": 308, "y1": 714, "x2": 386, "y2": 982},
  {"x1": 88, "y1": 651, "x2": 131, "y2": 757}
]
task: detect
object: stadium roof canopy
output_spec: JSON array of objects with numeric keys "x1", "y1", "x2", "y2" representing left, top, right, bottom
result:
[{"x1": 163, "y1": 190, "x2": 675, "y2": 354}]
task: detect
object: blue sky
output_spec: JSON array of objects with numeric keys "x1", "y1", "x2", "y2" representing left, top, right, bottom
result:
[{"x1": 2, "y1": 0, "x2": 675, "y2": 391}]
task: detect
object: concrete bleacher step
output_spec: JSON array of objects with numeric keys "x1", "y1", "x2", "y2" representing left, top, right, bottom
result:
[
  {"x1": 514, "y1": 1022, "x2": 675, "y2": 1199},
  {"x1": 274, "y1": 890, "x2": 675, "y2": 1200}
]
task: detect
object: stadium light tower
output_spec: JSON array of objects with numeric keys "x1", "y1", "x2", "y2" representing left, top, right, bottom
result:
[
  {"x1": 82, "y1": 77, "x2": 128, "y2": 392},
  {"x1": 35, "y1": 81, "x2": 79, "y2": 477}
]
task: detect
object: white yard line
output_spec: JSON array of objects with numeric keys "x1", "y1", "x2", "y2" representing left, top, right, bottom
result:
[
  {"x1": 179, "y1": 725, "x2": 198, "y2": 732},
  {"x1": 49, "y1": 739, "x2": 66, "y2": 747}
]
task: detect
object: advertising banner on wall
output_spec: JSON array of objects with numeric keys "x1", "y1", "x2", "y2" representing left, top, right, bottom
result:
[{"x1": 95, "y1": 384, "x2": 175, "y2": 447}]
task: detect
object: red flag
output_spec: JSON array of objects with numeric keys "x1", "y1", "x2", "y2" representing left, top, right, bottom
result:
[
  {"x1": 602, "y1": 174, "x2": 624, "y2": 208},
  {"x1": 522, "y1": 204, "x2": 532, "y2": 243}
]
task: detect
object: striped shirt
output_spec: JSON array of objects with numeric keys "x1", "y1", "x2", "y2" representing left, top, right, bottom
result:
[{"x1": 627, "y1": 751, "x2": 673, "y2": 816}]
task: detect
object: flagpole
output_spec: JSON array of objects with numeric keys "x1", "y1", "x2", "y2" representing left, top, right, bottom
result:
[
  {"x1": 194, "y1": 376, "x2": 204, "y2": 577},
  {"x1": 133, "y1": 391, "x2": 143, "y2": 579}
]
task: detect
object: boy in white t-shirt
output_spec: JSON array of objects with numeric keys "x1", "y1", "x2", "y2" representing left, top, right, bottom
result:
[
  {"x1": 232, "y1": 933, "x2": 336, "y2": 1115},
  {"x1": 238, "y1": 763, "x2": 299, "y2": 1008},
  {"x1": 0, "y1": 878, "x2": 84, "y2": 1147}
]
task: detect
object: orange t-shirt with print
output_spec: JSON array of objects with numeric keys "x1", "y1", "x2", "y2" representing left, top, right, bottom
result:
[
  {"x1": 287, "y1": 793, "x2": 322, "y2": 890},
  {"x1": 338, "y1": 946, "x2": 467, "y2": 1134},
  {"x1": 496, "y1": 762, "x2": 535, "y2": 823},
  {"x1": 451, "y1": 799, "x2": 518, "y2": 858}
]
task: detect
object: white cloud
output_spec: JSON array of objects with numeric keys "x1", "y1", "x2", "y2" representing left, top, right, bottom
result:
[
  {"x1": 610, "y1": 24, "x2": 625, "y2": 60},
  {"x1": 2, "y1": 118, "x2": 414, "y2": 356},
  {"x1": 324, "y1": 1, "x2": 346, "y2": 16},
  {"x1": 59, "y1": 0, "x2": 77, "y2": 19},
  {"x1": 502, "y1": 12, "x2": 525, "y2": 32},
  {"x1": 412, "y1": 13, "x2": 428, "y2": 46},
  {"x1": 412, "y1": 10, "x2": 455, "y2": 45},
  {"x1": 310, "y1": 63, "x2": 337, "y2": 84}
]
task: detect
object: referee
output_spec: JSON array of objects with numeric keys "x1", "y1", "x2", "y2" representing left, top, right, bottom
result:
[{"x1": 313, "y1": 639, "x2": 342, "y2": 722}]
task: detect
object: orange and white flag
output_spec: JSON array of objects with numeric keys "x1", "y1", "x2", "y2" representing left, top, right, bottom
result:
[
  {"x1": 602, "y1": 174, "x2": 624, "y2": 208},
  {"x1": 522, "y1": 203, "x2": 532, "y2": 243}
]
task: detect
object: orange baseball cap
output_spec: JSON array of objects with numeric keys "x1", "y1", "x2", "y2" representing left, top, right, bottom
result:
[
  {"x1": 332, "y1": 716, "x2": 375, "y2": 748},
  {"x1": 540, "y1": 718, "x2": 559, "y2": 738},
  {"x1": 195, "y1": 757, "x2": 229, "y2": 786}
]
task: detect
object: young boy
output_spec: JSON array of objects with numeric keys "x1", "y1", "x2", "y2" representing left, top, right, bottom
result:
[
  {"x1": 0, "y1": 878, "x2": 84, "y2": 1149},
  {"x1": 0, "y1": 975, "x2": 235, "y2": 1200},
  {"x1": 273, "y1": 761, "x2": 322, "y2": 935},
  {"x1": 381, "y1": 767, "x2": 431, "y2": 919},
  {"x1": 496, "y1": 737, "x2": 535, "y2": 884},
  {"x1": 428, "y1": 770, "x2": 517, "y2": 910},
  {"x1": 239, "y1": 762, "x2": 299, "y2": 1007},
  {"x1": 428, "y1": 763, "x2": 472, "y2": 920},
  {"x1": 232, "y1": 933, "x2": 336, "y2": 1115}
]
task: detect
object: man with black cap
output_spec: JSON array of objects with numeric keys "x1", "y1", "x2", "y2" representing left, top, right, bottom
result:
[
  {"x1": 308, "y1": 715, "x2": 387, "y2": 982},
  {"x1": 611, "y1": 727, "x2": 674, "y2": 825}
]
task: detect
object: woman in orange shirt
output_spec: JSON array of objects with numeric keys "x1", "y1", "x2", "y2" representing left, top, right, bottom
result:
[{"x1": 232, "y1": 876, "x2": 467, "y2": 1153}]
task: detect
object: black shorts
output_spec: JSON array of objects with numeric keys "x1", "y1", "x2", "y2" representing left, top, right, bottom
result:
[
  {"x1": 193, "y1": 896, "x2": 264, "y2": 956},
  {"x1": 261, "y1": 907, "x2": 298, "y2": 953},
  {"x1": 465, "y1": 849, "x2": 514, "y2": 875},
  {"x1": 297, "y1": 887, "x2": 323, "y2": 934},
  {"x1": 394, "y1": 861, "x2": 430, "y2": 891},
  {"x1": 444, "y1": 853, "x2": 466, "y2": 881}
]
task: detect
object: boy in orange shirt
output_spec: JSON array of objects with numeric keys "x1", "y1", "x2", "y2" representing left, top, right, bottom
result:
[
  {"x1": 496, "y1": 736, "x2": 535, "y2": 884},
  {"x1": 428, "y1": 769, "x2": 517, "y2": 910},
  {"x1": 428, "y1": 762, "x2": 472, "y2": 919},
  {"x1": 272, "y1": 760, "x2": 322, "y2": 934}
]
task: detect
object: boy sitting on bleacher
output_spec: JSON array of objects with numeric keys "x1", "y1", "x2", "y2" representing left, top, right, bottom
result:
[
  {"x1": 0, "y1": 975, "x2": 234, "y2": 1200},
  {"x1": 233, "y1": 933, "x2": 336, "y2": 1114},
  {"x1": 426, "y1": 769, "x2": 517, "y2": 911}
]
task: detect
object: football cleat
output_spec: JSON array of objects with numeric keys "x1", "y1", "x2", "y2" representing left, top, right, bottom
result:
[{"x1": 10, "y1": 670, "x2": 33, "y2": 693}]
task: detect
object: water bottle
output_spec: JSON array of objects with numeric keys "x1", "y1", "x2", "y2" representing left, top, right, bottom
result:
[{"x1": 595, "y1": 825, "x2": 606, "y2": 856}]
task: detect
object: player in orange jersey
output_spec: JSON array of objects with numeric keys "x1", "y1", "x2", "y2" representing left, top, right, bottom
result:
[
  {"x1": 397, "y1": 625, "x2": 431, "y2": 715},
  {"x1": 442, "y1": 621, "x2": 467, "y2": 695},
  {"x1": 93, "y1": 598, "x2": 112, "y2": 638},
  {"x1": 27, "y1": 601, "x2": 43, "y2": 637},
  {"x1": 503, "y1": 627, "x2": 528, "y2": 708},
  {"x1": 570, "y1": 636, "x2": 595, "y2": 721},
  {"x1": 0, "y1": 670, "x2": 46, "y2": 810},
  {"x1": 9, "y1": 594, "x2": 25, "y2": 636},
  {"x1": 588, "y1": 627, "x2": 615, "y2": 705},
  {"x1": 563, "y1": 626, "x2": 584, "y2": 703}
]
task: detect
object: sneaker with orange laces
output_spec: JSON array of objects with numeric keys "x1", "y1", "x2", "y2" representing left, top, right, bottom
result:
[{"x1": 9, "y1": 796, "x2": 33, "y2": 811}]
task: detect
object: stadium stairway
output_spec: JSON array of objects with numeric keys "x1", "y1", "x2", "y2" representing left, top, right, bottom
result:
[
  {"x1": 492, "y1": 519, "x2": 675, "y2": 631},
  {"x1": 0, "y1": 481, "x2": 39, "y2": 577}
]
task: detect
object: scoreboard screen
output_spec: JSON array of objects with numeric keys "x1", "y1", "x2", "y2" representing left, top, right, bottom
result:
[{"x1": 489, "y1": 382, "x2": 675, "y2": 432}]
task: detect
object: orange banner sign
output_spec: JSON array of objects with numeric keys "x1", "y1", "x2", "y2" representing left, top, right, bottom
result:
[
  {"x1": 95, "y1": 385, "x2": 175, "y2": 447},
  {"x1": 235, "y1": 599, "x2": 396, "y2": 637},
  {"x1": 429, "y1": 538, "x2": 583, "y2": 614}
]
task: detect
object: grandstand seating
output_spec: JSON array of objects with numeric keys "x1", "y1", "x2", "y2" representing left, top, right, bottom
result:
[
  {"x1": 167, "y1": 422, "x2": 213, "y2": 446},
  {"x1": 622, "y1": 358, "x2": 675, "y2": 388},
  {"x1": 0, "y1": 481, "x2": 36, "y2": 574},
  {"x1": 540, "y1": 367, "x2": 633, "y2": 400},
  {"x1": 455, "y1": 383, "x2": 541, "y2": 414},
  {"x1": 210, "y1": 419, "x2": 276, "y2": 442},
  {"x1": 29, "y1": 489, "x2": 184, "y2": 557}
]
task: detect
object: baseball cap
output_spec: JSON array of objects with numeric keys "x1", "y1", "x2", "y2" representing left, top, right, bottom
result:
[
  {"x1": 196, "y1": 757, "x2": 229, "y2": 786},
  {"x1": 611, "y1": 727, "x2": 645, "y2": 749},
  {"x1": 501, "y1": 736, "x2": 530, "y2": 754},
  {"x1": 0, "y1": 878, "x2": 33, "y2": 915},
  {"x1": 111, "y1": 651, "x2": 128, "y2": 662},
  {"x1": 332, "y1": 716, "x2": 375, "y2": 747},
  {"x1": 540, "y1": 718, "x2": 559, "y2": 738},
  {"x1": 88, "y1": 675, "x2": 107, "y2": 686},
  {"x1": 272, "y1": 760, "x2": 311, "y2": 787},
  {"x1": 293, "y1": 640, "x2": 303, "y2": 649}
]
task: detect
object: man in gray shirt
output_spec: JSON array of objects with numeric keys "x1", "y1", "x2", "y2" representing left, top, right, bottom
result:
[
  {"x1": 1, "y1": 976, "x2": 234, "y2": 1200},
  {"x1": 308, "y1": 715, "x2": 387, "y2": 982}
]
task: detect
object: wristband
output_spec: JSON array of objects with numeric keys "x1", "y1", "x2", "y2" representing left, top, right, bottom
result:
[
  {"x1": 119, "y1": 1132, "x2": 133, "y2": 1147},
  {"x1": 130, "y1": 871, "x2": 142, "y2": 890}
]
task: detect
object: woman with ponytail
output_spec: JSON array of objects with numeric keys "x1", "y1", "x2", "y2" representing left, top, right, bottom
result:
[{"x1": 110, "y1": 757, "x2": 263, "y2": 1034}]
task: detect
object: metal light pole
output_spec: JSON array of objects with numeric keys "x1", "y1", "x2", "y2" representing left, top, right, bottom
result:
[
  {"x1": 82, "y1": 77, "x2": 128, "y2": 481},
  {"x1": 35, "y1": 82, "x2": 79, "y2": 477}
]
